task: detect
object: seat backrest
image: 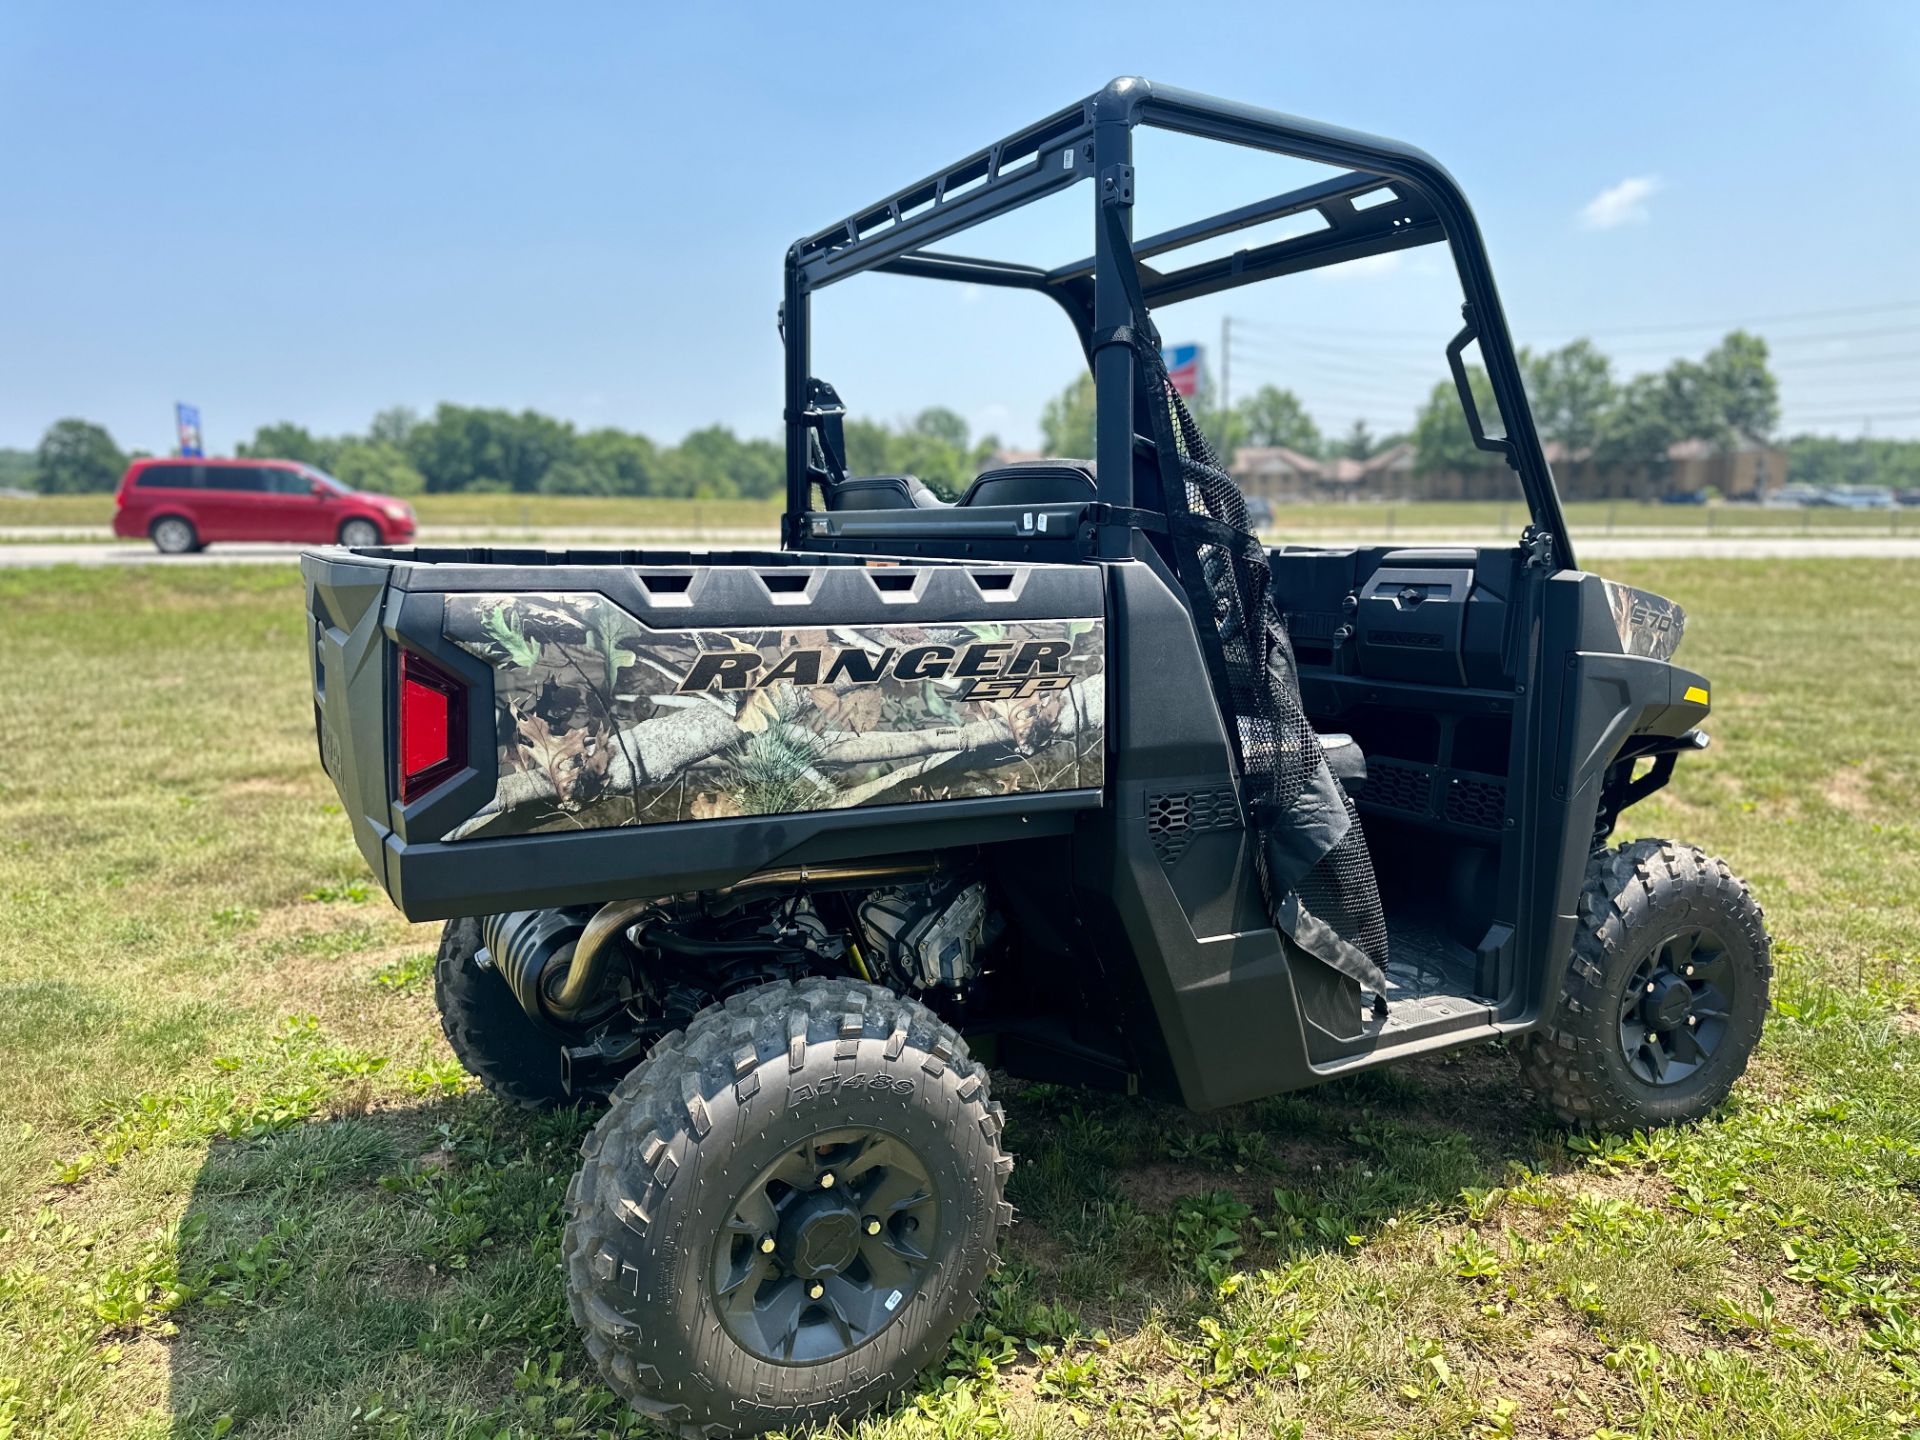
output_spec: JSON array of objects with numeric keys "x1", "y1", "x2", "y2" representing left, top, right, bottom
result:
[
  {"x1": 825, "y1": 475, "x2": 949, "y2": 511},
  {"x1": 958, "y1": 459, "x2": 1096, "y2": 508}
]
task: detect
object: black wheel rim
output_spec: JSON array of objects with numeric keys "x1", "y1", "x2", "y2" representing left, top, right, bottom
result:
[
  {"x1": 1618, "y1": 928, "x2": 1736, "y2": 1087},
  {"x1": 711, "y1": 1126, "x2": 938, "y2": 1365}
]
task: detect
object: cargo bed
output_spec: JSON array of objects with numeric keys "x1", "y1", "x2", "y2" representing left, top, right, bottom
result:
[{"x1": 303, "y1": 546, "x2": 1108, "y2": 920}]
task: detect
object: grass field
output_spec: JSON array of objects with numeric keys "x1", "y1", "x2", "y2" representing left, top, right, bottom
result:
[
  {"x1": 3, "y1": 490, "x2": 1915, "y2": 540},
  {"x1": 1, "y1": 560, "x2": 1916, "y2": 1439}
]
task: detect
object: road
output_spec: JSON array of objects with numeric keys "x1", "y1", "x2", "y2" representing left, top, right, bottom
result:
[{"x1": 3, "y1": 530, "x2": 1919, "y2": 569}]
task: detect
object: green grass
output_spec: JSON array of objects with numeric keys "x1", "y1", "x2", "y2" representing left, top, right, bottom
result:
[
  {"x1": 3, "y1": 490, "x2": 1914, "y2": 539},
  {"x1": 0, "y1": 560, "x2": 1916, "y2": 1438}
]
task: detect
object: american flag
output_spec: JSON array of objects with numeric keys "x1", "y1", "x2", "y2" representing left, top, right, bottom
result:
[{"x1": 1162, "y1": 343, "x2": 1201, "y2": 398}]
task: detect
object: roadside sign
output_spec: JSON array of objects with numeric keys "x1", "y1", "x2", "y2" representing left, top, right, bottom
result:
[
  {"x1": 1162, "y1": 344, "x2": 1201, "y2": 398},
  {"x1": 175, "y1": 403, "x2": 204, "y2": 457}
]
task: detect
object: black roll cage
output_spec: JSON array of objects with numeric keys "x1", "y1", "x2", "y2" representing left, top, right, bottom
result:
[{"x1": 780, "y1": 77, "x2": 1574, "y2": 572}]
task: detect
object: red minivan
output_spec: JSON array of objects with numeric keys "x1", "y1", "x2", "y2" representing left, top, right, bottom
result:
[{"x1": 112, "y1": 458, "x2": 417, "y2": 554}]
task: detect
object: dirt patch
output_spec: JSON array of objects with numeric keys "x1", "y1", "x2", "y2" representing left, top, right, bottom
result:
[
  {"x1": 1113, "y1": 1161, "x2": 1273, "y2": 1213},
  {"x1": 1488, "y1": 1318, "x2": 1633, "y2": 1437},
  {"x1": 1823, "y1": 765, "x2": 1876, "y2": 818},
  {"x1": 252, "y1": 900, "x2": 370, "y2": 945}
]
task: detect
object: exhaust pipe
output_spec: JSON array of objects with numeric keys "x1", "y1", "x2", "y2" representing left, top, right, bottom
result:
[{"x1": 500, "y1": 854, "x2": 948, "y2": 1023}]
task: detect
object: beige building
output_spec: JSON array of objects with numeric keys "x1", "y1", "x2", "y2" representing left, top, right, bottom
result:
[
  {"x1": 1415, "y1": 438, "x2": 1787, "y2": 503},
  {"x1": 1230, "y1": 442, "x2": 1416, "y2": 503}
]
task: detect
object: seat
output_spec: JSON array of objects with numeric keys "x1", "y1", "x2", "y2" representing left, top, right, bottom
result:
[
  {"x1": 825, "y1": 475, "x2": 950, "y2": 511},
  {"x1": 957, "y1": 459, "x2": 1096, "y2": 507}
]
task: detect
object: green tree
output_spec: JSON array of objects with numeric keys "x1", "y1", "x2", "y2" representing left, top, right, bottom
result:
[
  {"x1": 405, "y1": 405, "x2": 577, "y2": 493},
  {"x1": 368, "y1": 405, "x2": 422, "y2": 448},
  {"x1": 1785, "y1": 434, "x2": 1920, "y2": 491},
  {"x1": 1412, "y1": 373, "x2": 1503, "y2": 476},
  {"x1": 1594, "y1": 372, "x2": 1685, "y2": 492},
  {"x1": 1039, "y1": 373, "x2": 1097, "y2": 457},
  {"x1": 841, "y1": 418, "x2": 895, "y2": 479},
  {"x1": 34, "y1": 418, "x2": 125, "y2": 493},
  {"x1": 238, "y1": 421, "x2": 335, "y2": 468},
  {"x1": 1522, "y1": 339, "x2": 1616, "y2": 488},
  {"x1": 910, "y1": 406, "x2": 969, "y2": 451},
  {"x1": 329, "y1": 440, "x2": 425, "y2": 496},
  {"x1": 658, "y1": 426, "x2": 783, "y2": 500},
  {"x1": 1700, "y1": 330, "x2": 1779, "y2": 443},
  {"x1": 1337, "y1": 418, "x2": 1376, "y2": 461},
  {"x1": 0, "y1": 447, "x2": 37, "y2": 491},
  {"x1": 1653, "y1": 359, "x2": 1724, "y2": 450},
  {"x1": 1232, "y1": 385, "x2": 1322, "y2": 455},
  {"x1": 577, "y1": 428, "x2": 657, "y2": 495},
  {"x1": 886, "y1": 430, "x2": 971, "y2": 500}
]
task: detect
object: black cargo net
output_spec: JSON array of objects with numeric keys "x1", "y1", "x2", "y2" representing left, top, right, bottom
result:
[{"x1": 1126, "y1": 336, "x2": 1390, "y2": 1001}]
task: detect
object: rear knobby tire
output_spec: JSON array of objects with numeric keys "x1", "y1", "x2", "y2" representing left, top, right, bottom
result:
[
  {"x1": 433, "y1": 916, "x2": 573, "y2": 1110},
  {"x1": 1519, "y1": 839, "x2": 1771, "y2": 1129},
  {"x1": 563, "y1": 976, "x2": 1012, "y2": 1438}
]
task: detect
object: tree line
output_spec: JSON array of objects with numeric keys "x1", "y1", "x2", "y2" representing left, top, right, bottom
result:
[
  {"x1": 7, "y1": 328, "x2": 1918, "y2": 497},
  {"x1": 1412, "y1": 331, "x2": 1784, "y2": 487},
  {"x1": 6, "y1": 403, "x2": 1002, "y2": 501}
]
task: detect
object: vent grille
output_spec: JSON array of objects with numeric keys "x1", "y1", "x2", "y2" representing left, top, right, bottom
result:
[
  {"x1": 1146, "y1": 787, "x2": 1240, "y2": 864},
  {"x1": 1444, "y1": 773, "x2": 1508, "y2": 831},
  {"x1": 1365, "y1": 759, "x2": 1433, "y2": 816}
]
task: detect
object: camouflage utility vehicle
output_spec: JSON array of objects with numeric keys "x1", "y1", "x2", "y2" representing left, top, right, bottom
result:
[{"x1": 303, "y1": 79, "x2": 1770, "y2": 1436}]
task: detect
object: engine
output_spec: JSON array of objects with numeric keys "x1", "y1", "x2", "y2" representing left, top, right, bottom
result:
[
  {"x1": 857, "y1": 877, "x2": 1001, "y2": 999},
  {"x1": 477, "y1": 873, "x2": 1002, "y2": 1074}
]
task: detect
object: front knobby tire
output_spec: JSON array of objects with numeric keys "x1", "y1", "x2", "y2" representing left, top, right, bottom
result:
[
  {"x1": 1520, "y1": 839, "x2": 1771, "y2": 1129},
  {"x1": 433, "y1": 916, "x2": 574, "y2": 1110},
  {"x1": 563, "y1": 976, "x2": 1012, "y2": 1438}
]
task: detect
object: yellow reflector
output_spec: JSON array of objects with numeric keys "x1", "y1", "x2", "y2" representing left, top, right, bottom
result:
[{"x1": 1683, "y1": 685, "x2": 1709, "y2": 705}]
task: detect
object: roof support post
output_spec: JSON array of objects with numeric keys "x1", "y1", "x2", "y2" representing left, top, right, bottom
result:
[
  {"x1": 1091, "y1": 107, "x2": 1137, "y2": 560},
  {"x1": 781, "y1": 254, "x2": 810, "y2": 544}
]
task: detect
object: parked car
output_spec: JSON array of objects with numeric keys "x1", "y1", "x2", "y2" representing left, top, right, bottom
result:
[
  {"x1": 1762, "y1": 484, "x2": 1826, "y2": 508},
  {"x1": 1815, "y1": 485, "x2": 1898, "y2": 510},
  {"x1": 1897, "y1": 489, "x2": 1920, "y2": 508},
  {"x1": 112, "y1": 458, "x2": 416, "y2": 554}
]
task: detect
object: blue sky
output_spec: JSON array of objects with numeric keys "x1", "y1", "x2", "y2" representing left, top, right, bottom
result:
[{"x1": 3, "y1": 3, "x2": 1917, "y2": 457}]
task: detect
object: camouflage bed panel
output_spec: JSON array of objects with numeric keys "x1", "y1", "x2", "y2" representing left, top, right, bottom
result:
[{"x1": 440, "y1": 592, "x2": 1106, "y2": 841}]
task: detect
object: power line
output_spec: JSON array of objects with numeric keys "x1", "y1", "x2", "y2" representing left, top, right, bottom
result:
[
  {"x1": 1234, "y1": 298, "x2": 1920, "y2": 344},
  {"x1": 1780, "y1": 407, "x2": 1920, "y2": 422},
  {"x1": 1765, "y1": 350, "x2": 1920, "y2": 371}
]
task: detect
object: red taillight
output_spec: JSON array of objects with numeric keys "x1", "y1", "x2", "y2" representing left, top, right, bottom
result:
[{"x1": 397, "y1": 650, "x2": 465, "y2": 802}]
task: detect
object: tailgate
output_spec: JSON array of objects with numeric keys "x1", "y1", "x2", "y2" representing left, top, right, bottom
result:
[
  {"x1": 302, "y1": 549, "x2": 1107, "y2": 921},
  {"x1": 304, "y1": 550, "x2": 403, "y2": 891}
]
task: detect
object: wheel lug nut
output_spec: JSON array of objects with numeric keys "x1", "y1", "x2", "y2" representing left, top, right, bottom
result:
[
  {"x1": 819, "y1": 1173, "x2": 835, "y2": 1189},
  {"x1": 865, "y1": 1217, "x2": 882, "y2": 1236},
  {"x1": 759, "y1": 1236, "x2": 776, "y2": 1254},
  {"x1": 808, "y1": 1281, "x2": 825, "y2": 1299}
]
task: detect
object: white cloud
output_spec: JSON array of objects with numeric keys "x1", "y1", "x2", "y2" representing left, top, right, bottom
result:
[{"x1": 1579, "y1": 176, "x2": 1662, "y2": 230}]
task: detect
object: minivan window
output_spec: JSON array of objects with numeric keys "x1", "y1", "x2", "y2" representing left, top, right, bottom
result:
[
  {"x1": 264, "y1": 467, "x2": 315, "y2": 495},
  {"x1": 135, "y1": 464, "x2": 201, "y2": 490},
  {"x1": 202, "y1": 467, "x2": 267, "y2": 493}
]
